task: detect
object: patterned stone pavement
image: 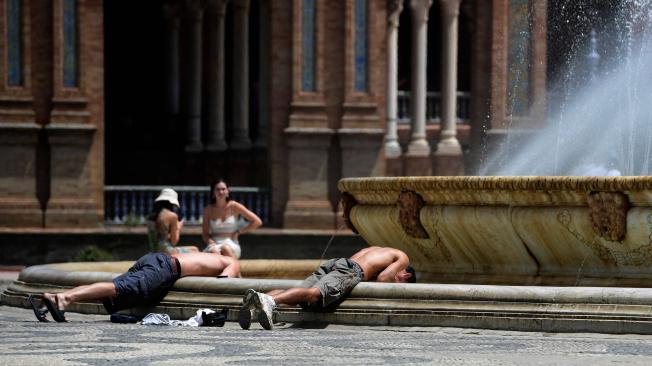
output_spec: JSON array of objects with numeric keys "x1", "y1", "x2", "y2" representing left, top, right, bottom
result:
[{"x1": 2, "y1": 305, "x2": 652, "y2": 365}]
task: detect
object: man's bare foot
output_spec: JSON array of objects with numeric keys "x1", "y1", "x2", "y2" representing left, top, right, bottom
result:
[
  {"x1": 43, "y1": 292, "x2": 69, "y2": 311},
  {"x1": 41, "y1": 292, "x2": 67, "y2": 322}
]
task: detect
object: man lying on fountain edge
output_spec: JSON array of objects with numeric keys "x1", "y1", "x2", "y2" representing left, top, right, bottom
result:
[
  {"x1": 238, "y1": 246, "x2": 416, "y2": 330},
  {"x1": 28, "y1": 251, "x2": 241, "y2": 322}
]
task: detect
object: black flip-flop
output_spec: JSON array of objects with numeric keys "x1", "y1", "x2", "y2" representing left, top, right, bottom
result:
[
  {"x1": 27, "y1": 295, "x2": 49, "y2": 322},
  {"x1": 42, "y1": 296, "x2": 67, "y2": 322}
]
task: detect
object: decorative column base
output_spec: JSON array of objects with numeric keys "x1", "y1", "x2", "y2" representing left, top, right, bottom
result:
[
  {"x1": 45, "y1": 124, "x2": 102, "y2": 227},
  {"x1": 0, "y1": 123, "x2": 43, "y2": 227},
  {"x1": 433, "y1": 153, "x2": 465, "y2": 176},
  {"x1": 433, "y1": 139, "x2": 464, "y2": 175},
  {"x1": 404, "y1": 154, "x2": 432, "y2": 176},
  {"x1": 284, "y1": 200, "x2": 336, "y2": 230},
  {"x1": 184, "y1": 140, "x2": 204, "y2": 153},
  {"x1": 339, "y1": 128, "x2": 385, "y2": 178},
  {"x1": 283, "y1": 127, "x2": 336, "y2": 230},
  {"x1": 229, "y1": 136, "x2": 252, "y2": 151},
  {"x1": 204, "y1": 139, "x2": 228, "y2": 152},
  {"x1": 226, "y1": 148, "x2": 258, "y2": 185},
  {"x1": 386, "y1": 156, "x2": 403, "y2": 176}
]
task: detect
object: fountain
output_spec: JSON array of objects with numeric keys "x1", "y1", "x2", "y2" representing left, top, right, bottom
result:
[
  {"x1": 481, "y1": 0, "x2": 652, "y2": 177},
  {"x1": 338, "y1": 2, "x2": 652, "y2": 288},
  {"x1": 339, "y1": 176, "x2": 652, "y2": 286},
  {"x1": 333, "y1": 1, "x2": 652, "y2": 332}
]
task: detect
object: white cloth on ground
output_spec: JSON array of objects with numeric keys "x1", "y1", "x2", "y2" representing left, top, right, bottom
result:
[{"x1": 140, "y1": 309, "x2": 216, "y2": 327}]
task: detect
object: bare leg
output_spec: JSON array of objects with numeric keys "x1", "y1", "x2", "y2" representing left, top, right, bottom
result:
[
  {"x1": 205, "y1": 244, "x2": 220, "y2": 253},
  {"x1": 266, "y1": 289, "x2": 286, "y2": 297},
  {"x1": 271, "y1": 287, "x2": 321, "y2": 306},
  {"x1": 220, "y1": 259, "x2": 241, "y2": 278},
  {"x1": 220, "y1": 245, "x2": 236, "y2": 258},
  {"x1": 44, "y1": 282, "x2": 117, "y2": 311}
]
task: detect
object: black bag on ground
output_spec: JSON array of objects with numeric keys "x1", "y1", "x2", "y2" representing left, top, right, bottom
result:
[
  {"x1": 110, "y1": 313, "x2": 142, "y2": 323},
  {"x1": 201, "y1": 308, "x2": 228, "y2": 327}
]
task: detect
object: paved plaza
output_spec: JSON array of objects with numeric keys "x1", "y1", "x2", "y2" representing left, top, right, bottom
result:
[{"x1": 1, "y1": 304, "x2": 652, "y2": 365}]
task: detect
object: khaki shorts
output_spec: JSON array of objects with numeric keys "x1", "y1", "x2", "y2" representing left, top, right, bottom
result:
[{"x1": 299, "y1": 258, "x2": 364, "y2": 309}]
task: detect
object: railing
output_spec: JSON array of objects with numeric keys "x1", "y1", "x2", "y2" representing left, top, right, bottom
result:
[
  {"x1": 104, "y1": 185, "x2": 271, "y2": 226},
  {"x1": 397, "y1": 90, "x2": 471, "y2": 124}
]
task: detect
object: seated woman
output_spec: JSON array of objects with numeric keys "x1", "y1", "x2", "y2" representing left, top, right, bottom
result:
[
  {"x1": 202, "y1": 179, "x2": 262, "y2": 259},
  {"x1": 147, "y1": 188, "x2": 198, "y2": 254}
]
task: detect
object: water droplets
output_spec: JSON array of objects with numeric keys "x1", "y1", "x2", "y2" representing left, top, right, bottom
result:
[{"x1": 479, "y1": 1, "x2": 652, "y2": 176}]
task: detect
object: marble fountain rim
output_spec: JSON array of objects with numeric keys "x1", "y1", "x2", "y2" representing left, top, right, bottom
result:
[
  {"x1": 7, "y1": 261, "x2": 652, "y2": 305},
  {"x1": 9, "y1": 261, "x2": 652, "y2": 333},
  {"x1": 339, "y1": 176, "x2": 652, "y2": 192},
  {"x1": 338, "y1": 176, "x2": 652, "y2": 206}
]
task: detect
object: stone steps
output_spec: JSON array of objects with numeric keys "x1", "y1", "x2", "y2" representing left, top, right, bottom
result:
[{"x1": 5, "y1": 261, "x2": 652, "y2": 334}]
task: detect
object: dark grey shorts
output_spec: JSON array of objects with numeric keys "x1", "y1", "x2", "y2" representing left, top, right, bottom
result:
[
  {"x1": 103, "y1": 252, "x2": 180, "y2": 314},
  {"x1": 299, "y1": 258, "x2": 364, "y2": 309}
]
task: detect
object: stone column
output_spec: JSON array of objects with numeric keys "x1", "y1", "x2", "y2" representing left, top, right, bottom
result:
[
  {"x1": 0, "y1": 0, "x2": 42, "y2": 226},
  {"x1": 205, "y1": 0, "x2": 228, "y2": 151},
  {"x1": 384, "y1": 0, "x2": 403, "y2": 160},
  {"x1": 231, "y1": 0, "x2": 252, "y2": 150},
  {"x1": 181, "y1": 0, "x2": 203, "y2": 152},
  {"x1": 433, "y1": 0, "x2": 464, "y2": 175},
  {"x1": 284, "y1": 0, "x2": 334, "y2": 229},
  {"x1": 46, "y1": 0, "x2": 104, "y2": 227},
  {"x1": 163, "y1": 3, "x2": 180, "y2": 136},
  {"x1": 0, "y1": 124, "x2": 42, "y2": 226},
  {"x1": 284, "y1": 128, "x2": 335, "y2": 229},
  {"x1": 336, "y1": 0, "x2": 386, "y2": 227},
  {"x1": 404, "y1": 0, "x2": 432, "y2": 175},
  {"x1": 255, "y1": 0, "x2": 270, "y2": 148}
]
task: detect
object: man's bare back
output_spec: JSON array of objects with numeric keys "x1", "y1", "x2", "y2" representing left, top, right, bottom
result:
[
  {"x1": 349, "y1": 246, "x2": 410, "y2": 282},
  {"x1": 238, "y1": 246, "x2": 414, "y2": 330},
  {"x1": 172, "y1": 252, "x2": 239, "y2": 277}
]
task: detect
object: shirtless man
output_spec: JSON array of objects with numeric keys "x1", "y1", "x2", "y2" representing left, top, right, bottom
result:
[
  {"x1": 238, "y1": 246, "x2": 416, "y2": 330},
  {"x1": 28, "y1": 251, "x2": 240, "y2": 322}
]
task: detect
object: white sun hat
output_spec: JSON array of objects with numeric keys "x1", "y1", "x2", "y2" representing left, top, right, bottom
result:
[{"x1": 154, "y1": 188, "x2": 180, "y2": 208}]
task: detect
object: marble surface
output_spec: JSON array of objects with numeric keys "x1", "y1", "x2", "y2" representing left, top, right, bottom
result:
[{"x1": 339, "y1": 176, "x2": 652, "y2": 286}]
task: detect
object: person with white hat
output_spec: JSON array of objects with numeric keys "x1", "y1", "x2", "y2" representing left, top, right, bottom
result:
[{"x1": 147, "y1": 188, "x2": 199, "y2": 254}]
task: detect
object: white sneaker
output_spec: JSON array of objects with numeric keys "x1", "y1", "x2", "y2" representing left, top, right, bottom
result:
[
  {"x1": 238, "y1": 289, "x2": 257, "y2": 330},
  {"x1": 253, "y1": 292, "x2": 276, "y2": 330}
]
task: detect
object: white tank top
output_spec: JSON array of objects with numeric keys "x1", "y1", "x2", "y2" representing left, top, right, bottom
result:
[{"x1": 210, "y1": 215, "x2": 238, "y2": 238}]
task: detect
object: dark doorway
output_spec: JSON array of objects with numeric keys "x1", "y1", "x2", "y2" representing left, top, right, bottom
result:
[
  {"x1": 104, "y1": 1, "x2": 265, "y2": 187},
  {"x1": 104, "y1": 0, "x2": 170, "y2": 185}
]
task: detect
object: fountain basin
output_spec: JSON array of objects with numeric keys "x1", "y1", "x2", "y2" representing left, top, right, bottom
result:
[
  {"x1": 6, "y1": 260, "x2": 652, "y2": 334},
  {"x1": 339, "y1": 176, "x2": 652, "y2": 286}
]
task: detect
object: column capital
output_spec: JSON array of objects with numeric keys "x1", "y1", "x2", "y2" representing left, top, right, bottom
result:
[
  {"x1": 233, "y1": 0, "x2": 251, "y2": 11},
  {"x1": 183, "y1": 0, "x2": 204, "y2": 21},
  {"x1": 439, "y1": 0, "x2": 462, "y2": 17},
  {"x1": 387, "y1": 0, "x2": 404, "y2": 27},
  {"x1": 206, "y1": 0, "x2": 229, "y2": 15},
  {"x1": 162, "y1": 1, "x2": 181, "y2": 22},
  {"x1": 409, "y1": 0, "x2": 433, "y2": 24}
]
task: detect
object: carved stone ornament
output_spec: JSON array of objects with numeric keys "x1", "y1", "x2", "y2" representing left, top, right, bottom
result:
[
  {"x1": 340, "y1": 192, "x2": 359, "y2": 234},
  {"x1": 387, "y1": 0, "x2": 404, "y2": 21},
  {"x1": 397, "y1": 190, "x2": 429, "y2": 239},
  {"x1": 587, "y1": 191, "x2": 630, "y2": 242}
]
